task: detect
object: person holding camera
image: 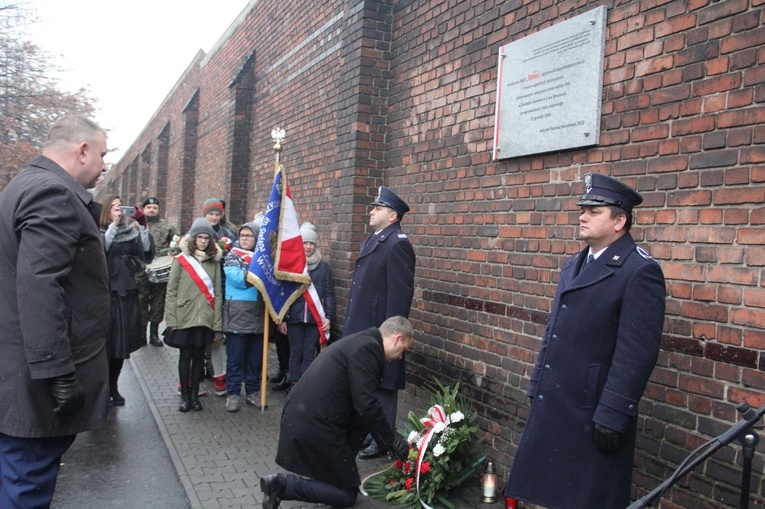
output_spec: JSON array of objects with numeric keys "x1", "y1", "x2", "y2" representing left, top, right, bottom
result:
[{"x1": 99, "y1": 195, "x2": 150, "y2": 406}]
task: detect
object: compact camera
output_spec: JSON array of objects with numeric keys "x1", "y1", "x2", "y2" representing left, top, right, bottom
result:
[{"x1": 119, "y1": 206, "x2": 136, "y2": 217}]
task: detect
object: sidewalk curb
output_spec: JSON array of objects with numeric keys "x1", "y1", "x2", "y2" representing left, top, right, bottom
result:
[{"x1": 131, "y1": 347, "x2": 203, "y2": 509}]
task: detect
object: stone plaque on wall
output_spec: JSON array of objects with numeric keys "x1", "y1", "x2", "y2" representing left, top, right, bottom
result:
[{"x1": 493, "y1": 6, "x2": 607, "y2": 160}]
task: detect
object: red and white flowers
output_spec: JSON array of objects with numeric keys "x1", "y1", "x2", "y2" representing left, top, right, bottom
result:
[{"x1": 363, "y1": 381, "x2": 480, "y2": 509}]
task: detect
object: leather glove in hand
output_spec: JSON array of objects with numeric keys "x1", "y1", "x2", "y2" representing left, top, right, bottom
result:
[
  {"x1": 390, "y1": 433, "x2": 409, "y2": 461},
  {"x1": 593, "y1": 423, "x2": 621, "y2": 454},
  {"x1": 132, "y1": 206, "x2": 147, "y2": 227},
  {"x1": 51, "y1": 373, "x2": 85, "y2": 417}
]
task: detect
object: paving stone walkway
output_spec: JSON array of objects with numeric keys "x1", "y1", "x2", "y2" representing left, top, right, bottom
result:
[{"x1": 130, "y1": 343, "x2": 504, "y2": 509}]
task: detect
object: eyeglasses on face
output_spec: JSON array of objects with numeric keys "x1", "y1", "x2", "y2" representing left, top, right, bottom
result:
[{"x1": 239, "y1": 234, "x2": 255, "y2": 239}]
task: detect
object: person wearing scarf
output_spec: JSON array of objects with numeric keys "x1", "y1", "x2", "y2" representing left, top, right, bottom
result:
[
  {"x1": 222, "y1": 221, "x2": 266, "y2": 412},
  {"x1": 99, "y1": 195, "x2": 149, "y2": 407},
  {"x1": 277, "y1": 222, "x2": 335, "y2": 391},
  {"x1": 164, "y1": 218, "x2": 223, "y2": 412}
]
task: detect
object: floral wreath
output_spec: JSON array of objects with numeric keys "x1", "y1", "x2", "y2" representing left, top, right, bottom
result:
[{"x1": 362, "y1": 381, "x2": 483, "y2": 509}]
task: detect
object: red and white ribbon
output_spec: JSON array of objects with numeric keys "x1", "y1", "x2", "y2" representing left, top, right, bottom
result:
[{"x1": 413, "y1": 404, "x2": 449, "y2": 509}]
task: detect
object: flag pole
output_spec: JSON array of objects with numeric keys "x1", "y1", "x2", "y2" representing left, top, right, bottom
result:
[{"x1": 261, "y1": 128, "x2": 286, "y2": 412}]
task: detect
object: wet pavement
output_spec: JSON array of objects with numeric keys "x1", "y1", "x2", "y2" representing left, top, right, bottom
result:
[
  {"x1": 53, "y1": 360, "x2": 190, "y2": 509},
  {"x1": 53, "y1": 340, "x2": 504, "y2": 509}
]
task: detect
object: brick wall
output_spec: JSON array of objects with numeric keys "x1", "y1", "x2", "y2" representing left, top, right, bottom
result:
[{"x1": 98, "y1": 0, "x2": 765, "y2": 506}]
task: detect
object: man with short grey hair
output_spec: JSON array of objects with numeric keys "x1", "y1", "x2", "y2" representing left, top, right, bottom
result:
[
  {"x1": 260, "y1": 316, "x2": 414, "y2": 509},
  {"x1": 0, "y1": 115, "x2": 110, "y2": 508}
]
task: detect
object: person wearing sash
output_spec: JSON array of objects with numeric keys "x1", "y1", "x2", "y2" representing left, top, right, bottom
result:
[
  {"x1": 277, "y1": 222, "x2": 334, "y2": 390},
  {"x1": 222, "y1": 221, "x2": 266, "y2": 412},
  {"x1": 99, "y1": 194, "x2": 150, "y2": 407},
  {"x1": 164, "y1": 218, "x2": 224, "y2": 412}
]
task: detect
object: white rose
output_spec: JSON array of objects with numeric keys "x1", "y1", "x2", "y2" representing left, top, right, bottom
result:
[
  {"x1": 407, "y1": 431, "x2": 420, "y2": 444},
  {"x1": 432, "y1": 443, "x2": 446, "y2": 457},
  {"x1": 433, "y1": 422, "x2": 446, "y2": 433},
  {"x1": 449, "y1": 411, "x2": 464, "y2": 423}
]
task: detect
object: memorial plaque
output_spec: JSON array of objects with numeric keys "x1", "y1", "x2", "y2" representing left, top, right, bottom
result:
[{"x1": 493, "y1": 6, "x2": 607, "y2": 159}]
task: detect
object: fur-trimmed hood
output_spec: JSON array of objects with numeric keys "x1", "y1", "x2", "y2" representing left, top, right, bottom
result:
[{"x1": 178, "y1": 234, "x2": 224, "y2": 262}]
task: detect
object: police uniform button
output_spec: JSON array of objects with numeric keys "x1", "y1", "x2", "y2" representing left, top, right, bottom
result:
[
  {"x1": 544, "y1": 364, "x2": 551, "y2": 370},
  {"x1": 628, "y1": 404, "x2": 635, "y2": 410},
  {"x1": 43, "y1": 351, "x2": 53, "y2": 359},
  {"x1": 552, "y1": 334, "x2": 558, "y2": 340},
  {"x1": 561, "y1": 304, "x2": 567, "y2": 309},
  {"x1": 538, "y1": 395, "x2": 544, "y2": 400}
]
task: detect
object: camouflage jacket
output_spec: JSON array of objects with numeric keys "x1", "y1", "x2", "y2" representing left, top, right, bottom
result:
[{"x1": 148, "y1": 219, "x2": 177, "y2": 254}]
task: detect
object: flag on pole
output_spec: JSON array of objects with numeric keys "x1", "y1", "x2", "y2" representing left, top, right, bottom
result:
[{"x1": 247, "y1": 165, "x2": 330, "y2": 343}]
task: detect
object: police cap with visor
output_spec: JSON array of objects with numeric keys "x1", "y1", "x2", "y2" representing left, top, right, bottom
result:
[
  {"x1": 577, "y1": 173, "x2": 642, "y2": 213},
  {"x1": 371, "y1": 186, "x2": 410, "y2": 217}
]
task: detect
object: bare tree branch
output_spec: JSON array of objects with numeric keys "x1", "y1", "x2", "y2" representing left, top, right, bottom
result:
[{"x1": 0, "y1": 1, "x2": 97, "y2": 189}]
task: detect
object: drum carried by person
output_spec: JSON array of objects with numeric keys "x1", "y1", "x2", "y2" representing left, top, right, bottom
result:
[{"x1": 146, "y1": 255, "x2": 174, "y2": 283}]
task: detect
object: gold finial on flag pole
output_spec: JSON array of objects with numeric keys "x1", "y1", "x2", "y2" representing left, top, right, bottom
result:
[
  {"x1": 261, "y1": 127, "x2": 285, "y2": 412},
  {"x1": 271, "y1": 127, "x2": 285, "y2": 166}
]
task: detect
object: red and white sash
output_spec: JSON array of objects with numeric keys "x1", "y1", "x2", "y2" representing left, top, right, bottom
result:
[
  {"x1": 231, "y1": 247, "x2": 253, "y2": 265},
  {"x1": 176, "y1": 253, "x2": 215, "y2": 308}
]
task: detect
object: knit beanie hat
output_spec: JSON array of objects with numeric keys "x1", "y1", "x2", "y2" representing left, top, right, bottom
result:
[
  {"x1": 240, "y1": 221, "x2": 260, "y2": 238},
  {"x1": 299, "y1": 222, "x2": 318, "y2": 244},
  {"x1": 187, "y1": 217, "x2": 218, "y2": 240},
  {"x1": 202, "y1": 198, "x2": 224, "y2": 216}
]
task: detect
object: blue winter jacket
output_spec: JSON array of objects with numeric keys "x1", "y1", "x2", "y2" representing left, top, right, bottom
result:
[{"x1": 222, "y1": 247, "x2": 264, "y2": 334}]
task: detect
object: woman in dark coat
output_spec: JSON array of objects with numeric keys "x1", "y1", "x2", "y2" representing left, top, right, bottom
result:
[
  {"x1": 99, "y1": 194, "x2": 149, "y2": 406},
  {"x1": 277, "y1": 222, "x2": 334, "y2": 387}
]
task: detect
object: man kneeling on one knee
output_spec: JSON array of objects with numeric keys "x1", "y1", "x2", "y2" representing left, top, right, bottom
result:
[{"x1": 260, "y1": 316, "x2": 413, "y2": 509}]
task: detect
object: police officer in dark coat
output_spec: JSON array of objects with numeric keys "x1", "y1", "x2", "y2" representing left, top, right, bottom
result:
[
  {"x1": 505, "y1": 173, "x2": 666, "y2": 509},
  {"x1": 0, "y1": 116, "x2": 110, "y2": 507},
  {"x1": 260, "y1": 317, "x2": 412, "y2": 509},
  {"x1": 344, "y1": 186, "x2": 416, "y2": 459}
]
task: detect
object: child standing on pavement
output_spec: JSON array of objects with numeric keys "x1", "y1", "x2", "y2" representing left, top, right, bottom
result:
[
  {"x1": 277, "y1": 222, "x2": 334, "y2": 389},
  {"x1": 164, "y1": 218, "x2": 224, "y2": 412},
  {"x1": 222, "y1": 221, "x2": 266, "y2": 412}
]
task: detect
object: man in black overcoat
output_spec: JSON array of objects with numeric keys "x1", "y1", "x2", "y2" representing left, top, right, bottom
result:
[
  {"x1": 345, "y1": 186, "x2": 416, "y2": 459},
  {"x1": 505, "y1": 173, "x2": 666, "y2": 509},
  {"x1": 260, "y1": 316, "x2": 412, "y2": 509},
  {"x1": 0, "y1": 115, "x2": 110, "y2": 507}
]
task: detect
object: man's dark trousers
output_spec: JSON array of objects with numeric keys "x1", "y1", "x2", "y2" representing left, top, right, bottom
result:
[{"x1": 0, "y1": 432, "x2": 76, "y2": 508}]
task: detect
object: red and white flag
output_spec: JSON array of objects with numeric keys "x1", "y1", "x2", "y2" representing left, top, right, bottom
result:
[{"x1": 248, "y1": 166, "x2": 330, "y2": 344}]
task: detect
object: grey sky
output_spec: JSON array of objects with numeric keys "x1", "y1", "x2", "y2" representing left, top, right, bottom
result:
[{"x1": 26, "y1": 0, "x2": 250, "y2": 165}]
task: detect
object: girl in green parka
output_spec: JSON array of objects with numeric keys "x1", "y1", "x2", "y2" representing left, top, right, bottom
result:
[{"x1": 164, "y1": 218, "x2": 223, "y2": 412}]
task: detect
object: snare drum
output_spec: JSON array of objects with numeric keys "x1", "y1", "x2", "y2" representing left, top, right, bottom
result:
[{"x1": 146, "y1": 255, "x2": 173, "y2": 283}]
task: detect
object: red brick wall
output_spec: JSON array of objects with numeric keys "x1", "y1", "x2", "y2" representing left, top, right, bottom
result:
[{"x1": 98, "y1": 1, "x2": 765, "y2": 506}]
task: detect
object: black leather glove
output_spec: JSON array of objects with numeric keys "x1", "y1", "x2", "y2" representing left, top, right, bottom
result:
[
  {"x1": 51, "y1": 373, "x2": 85, "y2": 417},
  {"x1": 593, "y1": 423, "x2": 621, "y2": 454},
  {"x1": 390, "y1": 433, "x2": 409, "y2": 461}
]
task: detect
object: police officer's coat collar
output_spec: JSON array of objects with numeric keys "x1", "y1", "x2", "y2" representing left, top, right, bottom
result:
[
  {"x1": 563, "y1": 234, "x2": 635, "y2": 292},
  {"x1": 359, "y1": 222, "x2": 403, "y2": 257}
]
